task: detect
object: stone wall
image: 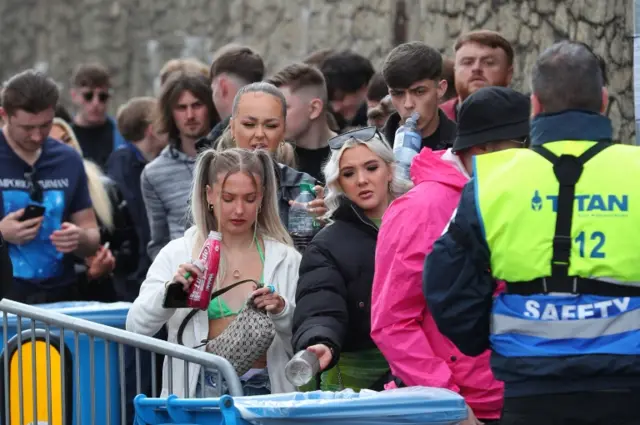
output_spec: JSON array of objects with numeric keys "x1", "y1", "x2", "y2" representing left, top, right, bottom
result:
[{"x1": 0, "y1": 0, "x2": 633, "y2": 141}]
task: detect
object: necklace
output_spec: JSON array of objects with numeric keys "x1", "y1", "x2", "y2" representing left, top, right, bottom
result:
[{"x1": 224, "y1": 235, "x2": 258, "y2": 281}]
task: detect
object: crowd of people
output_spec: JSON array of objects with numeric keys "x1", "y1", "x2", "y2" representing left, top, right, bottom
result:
[{"x1": 0, "y1": 26, "x2": 636, "y2": 425}]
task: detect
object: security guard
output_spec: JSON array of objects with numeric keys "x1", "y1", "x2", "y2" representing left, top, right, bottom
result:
[{"x1": 423, "y1": 40, "x2": 640, "y2": 425}]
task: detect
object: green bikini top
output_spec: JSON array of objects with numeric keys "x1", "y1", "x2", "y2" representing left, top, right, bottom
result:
[{"x1": 207, "y1": 240, "x2": 265, "y2": 320}]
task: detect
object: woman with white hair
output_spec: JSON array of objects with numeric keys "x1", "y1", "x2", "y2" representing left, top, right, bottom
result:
[{"x1": 291, "y1": 127, "x2": 412, "y2": 391}]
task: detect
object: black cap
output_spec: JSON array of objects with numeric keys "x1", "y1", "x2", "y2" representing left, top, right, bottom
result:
[{"x1": 452, "y1": 86, "x2": 530, "y2": 153}]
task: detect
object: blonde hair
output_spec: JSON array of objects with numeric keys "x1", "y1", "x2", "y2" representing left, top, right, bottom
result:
[
  {"x1": 191, "y1": 147, "x2": 292, "y2": 246},
  {"x1": 322, "y1": 135, "x2": 412, "y2": 219},
  {"x1": 51, "y1": 118, "x2": 114, "y2": 230},
  {"x1": 216, "y1": 126, "x2": 297, "y2": 169}
]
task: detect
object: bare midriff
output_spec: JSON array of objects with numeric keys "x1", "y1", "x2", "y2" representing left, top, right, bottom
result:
[{"x1": 208, "y1": 316, "x2": 267, "y2": 368}]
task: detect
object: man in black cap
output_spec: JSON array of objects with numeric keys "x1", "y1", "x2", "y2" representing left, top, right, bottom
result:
[{"x1": 372, "y1": 85, "x2": 529, "y2": 425}]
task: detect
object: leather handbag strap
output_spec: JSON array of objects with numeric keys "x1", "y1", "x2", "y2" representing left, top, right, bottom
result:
[{"x1": 177, "y1": 279, "x2": 262, "y2": 346}]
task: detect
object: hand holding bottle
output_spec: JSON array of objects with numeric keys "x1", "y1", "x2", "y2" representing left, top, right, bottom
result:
[{"x1": 306, "y1": 343, "x2": 333, "y2": 370}]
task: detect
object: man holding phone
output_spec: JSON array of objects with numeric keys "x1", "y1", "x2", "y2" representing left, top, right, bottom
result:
[{"x1": 0, "y1": 70, "x2": 100, "y2": 303}]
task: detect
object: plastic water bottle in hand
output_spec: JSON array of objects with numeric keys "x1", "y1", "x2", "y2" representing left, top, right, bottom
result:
[
  {"x1": 288, "y1": 182, "x2": 318, "y2": 252},
  {"x1": 392, "y1": 111, "x2": 422, "y2": 180},
  {"x1": 285, "y1": 350, "x2": 321, "y2": 387}
]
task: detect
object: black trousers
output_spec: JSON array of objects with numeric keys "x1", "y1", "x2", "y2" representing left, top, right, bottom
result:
[{"x1": 501, "y1": 391, "x2": 639, "y2": 425}]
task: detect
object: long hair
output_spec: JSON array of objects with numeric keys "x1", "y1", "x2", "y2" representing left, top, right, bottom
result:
[
  {"x1": 51, "y1": 118, "x2": 114, "y2": 230},
  {"x1": 155, "y1": 71, "x2": 217, "y2": 150},
  {"x1": 322, "y1": 134, "x2": 412, "y2": 219},
  {"x1": 191, "y1": 147, "x2": 292, "y2": 246}
]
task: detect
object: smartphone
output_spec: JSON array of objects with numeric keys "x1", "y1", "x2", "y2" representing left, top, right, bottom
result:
[
  {"x1": 162, "y1": 282, "x2": 189, "y2": 309},
  {"x1": 19, "y1": 204, "x2": 45, "y2": 222}
]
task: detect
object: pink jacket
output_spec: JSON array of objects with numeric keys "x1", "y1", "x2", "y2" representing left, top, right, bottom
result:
[{"x1": 371, "y1": 148, "x2": 503, "y2": 420}]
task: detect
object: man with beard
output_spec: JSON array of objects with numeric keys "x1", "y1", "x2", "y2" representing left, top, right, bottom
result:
[
  {"x1": 440, "y1": 30, "x2": 514, "y2": 122},
  {"x1": 141, "y1": 72, "x2": 216, "y2": 259}
]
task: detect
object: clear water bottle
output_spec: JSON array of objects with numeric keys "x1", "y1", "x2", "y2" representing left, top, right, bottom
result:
[
  {"x1": 392, "y1": 112, "x2": 422, "y2": 180},
  {"x1": 288, "y1": 182, "x2": 318, "y2": 252},
  {"x1": 285, "y1": 350, "x2": 320, "y2": 387}
]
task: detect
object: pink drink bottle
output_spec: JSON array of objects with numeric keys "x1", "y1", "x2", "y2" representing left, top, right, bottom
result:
[{"x1": 187, "y1": 231, "x2": 222, "y2": 310}]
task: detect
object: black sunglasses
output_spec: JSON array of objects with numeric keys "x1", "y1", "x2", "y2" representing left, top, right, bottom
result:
[
  {"x1": 82, "y1": 91, "x2": 110, "y2": 103},
  {"x1": 24, "y1": 170, "x2": 43, "y2": 203},
  {"x1": 328, "y1": 126, "x2": 383, "y2": 150}
]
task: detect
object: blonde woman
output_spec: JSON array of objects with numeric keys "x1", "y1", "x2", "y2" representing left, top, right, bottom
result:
[
  {"x1": 127, "y1": 148, "x2": 301, "y2": 397},
  {"x1": 292, "y1": 127, "x2": 412, "y2": 391},
  {"x1": 50, "y1": 118, "x2": 137, "y2": 301}
]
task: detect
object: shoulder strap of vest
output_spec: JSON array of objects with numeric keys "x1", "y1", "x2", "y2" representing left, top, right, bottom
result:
[{"x1": 531, "y1": 142, "x2": 613, "y2": 282}]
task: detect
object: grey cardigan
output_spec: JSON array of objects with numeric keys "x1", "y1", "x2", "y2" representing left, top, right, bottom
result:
[{"x1": 141, "y1": 146, "x2": 195, "y2": 260}]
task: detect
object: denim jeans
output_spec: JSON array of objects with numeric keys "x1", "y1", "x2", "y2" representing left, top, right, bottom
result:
[{"x1": 196, "y1": 368, "x2": 271, "y2": 397}]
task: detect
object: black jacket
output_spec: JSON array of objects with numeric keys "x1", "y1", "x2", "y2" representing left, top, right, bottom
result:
[
  {"x1": 292, "y1": 197, "x2": 378, "y2": 367},
  {"x1": 382, "y1": 110, "x2": 455, "y2": 151},
  {"x1": 77, "y1": 176, "x2": 139, "y2": 302},
  {"x1": 106, "y1": 145, "x2": 151, "y2": 297},
  {"x1": 101, "y1": 176, "x2": 140, "y2": 300},
  {"x1": 275, "y1": 163, "x2": 316, "y2": 226}
]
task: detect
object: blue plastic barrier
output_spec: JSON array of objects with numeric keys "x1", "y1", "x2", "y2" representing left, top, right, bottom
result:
[
  {"x1": 0, "y1": 301, "x2": 132, "y2": 425},
  {"x1": 134, "y1": 387, "x2": 467, "y2": 425}
]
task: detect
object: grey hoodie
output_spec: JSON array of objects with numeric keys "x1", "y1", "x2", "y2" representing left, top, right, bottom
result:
[{"x1": 141, "y1": 146, "x2": 195, "y2": 260}]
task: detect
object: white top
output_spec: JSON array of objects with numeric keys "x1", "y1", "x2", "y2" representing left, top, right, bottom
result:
[{"x1": 126, "y1": 226, "x2": 302, "y2": 397}]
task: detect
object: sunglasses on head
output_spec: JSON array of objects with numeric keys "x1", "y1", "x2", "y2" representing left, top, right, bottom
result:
[
  {"x1": 24, "y1": 170, "x2": 43, "y2": 203},
  {"x1": 328, "y1": 126, "x2": 383, "y2": 150},
  {"x1": 82, "y1": 91, "x2": 110, "y2": 103}
]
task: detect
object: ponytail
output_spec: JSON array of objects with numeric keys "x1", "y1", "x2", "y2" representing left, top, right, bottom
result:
[
  {"x1": 216, "y1": 127, "x2": 235, "y2": 152},
  {"x1": 191, "y1": 148, "x2": 218, "y2": 242},
  {"x1": 275, "y1": 141, "x2": 297, "y2": 169}
]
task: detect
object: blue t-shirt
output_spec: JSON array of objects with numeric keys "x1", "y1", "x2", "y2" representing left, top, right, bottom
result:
[{"x1": 0, "y1": 133, "x2": 92, "y2": 288}]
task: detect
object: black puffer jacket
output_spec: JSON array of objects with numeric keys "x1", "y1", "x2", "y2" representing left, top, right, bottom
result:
[{"x1": 292, "y1": 197, "x2": 378, "y2": 367}]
